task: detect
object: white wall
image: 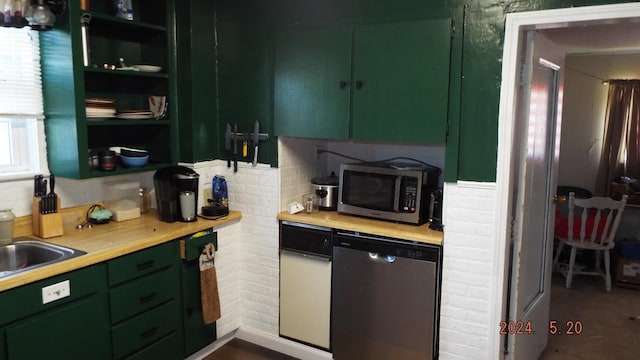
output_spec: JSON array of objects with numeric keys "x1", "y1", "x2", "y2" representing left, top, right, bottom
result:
[{"x1": 558, "y1": 53, "x2": 640, "y2": 194}]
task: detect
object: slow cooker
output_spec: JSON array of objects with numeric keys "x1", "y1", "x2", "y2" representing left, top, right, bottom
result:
[{"x1": 311, "y1": 172, "x2": 339, "y2": 210}]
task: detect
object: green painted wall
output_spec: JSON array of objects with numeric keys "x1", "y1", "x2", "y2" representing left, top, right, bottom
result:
[{"x1": 182, "y1": 0, "x2": 628, "y2": 180}]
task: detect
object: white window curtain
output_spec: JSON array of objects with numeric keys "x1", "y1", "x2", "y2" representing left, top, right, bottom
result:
[{"x1": 0, "y1": 27, "x2": 42, "y2": 176}]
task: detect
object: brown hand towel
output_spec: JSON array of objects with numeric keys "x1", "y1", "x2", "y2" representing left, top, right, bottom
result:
[{"x1": 200, "y1": 243, "x2": 221, "y2": 324}]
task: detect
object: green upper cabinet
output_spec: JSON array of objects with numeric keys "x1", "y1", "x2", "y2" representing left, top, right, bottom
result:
[
  {"x1": 274, "y1": 27, "x2": 352, "y2": 139},
  {"x1": 351, "y1": 19, "x2": 451, "y2": 143},
  {"x1": 40, "y1": 0, "x2": 178, "y2": 179},
  {"x1": 274, "y1": 18, "x2": 452, "y2": 144}
]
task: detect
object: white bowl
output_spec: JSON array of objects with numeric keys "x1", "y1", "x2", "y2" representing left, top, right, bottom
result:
[{"x1": 132, "y1": 65, "x2": 162, "y2": 73}]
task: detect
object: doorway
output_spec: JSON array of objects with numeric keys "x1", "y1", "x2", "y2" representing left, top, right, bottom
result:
[{"x1": 495, "y1": 3, "x2": 640, "y2": 359}]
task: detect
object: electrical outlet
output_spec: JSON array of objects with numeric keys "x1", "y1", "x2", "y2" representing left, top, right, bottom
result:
[
  {"x1": 315, "y1": 145, "x2": 322, "y2": 162},
  {"x1": 42, "y1": 280, "x2": 70, "y2": 304},
  {"x1": 203, "y1": 187, "x2": 212, "y2": 202}
]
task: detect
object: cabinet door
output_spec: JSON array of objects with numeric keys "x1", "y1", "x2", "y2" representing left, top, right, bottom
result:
[
  {"x1": 181, "y1": 260, "x2": 216, "y2": 357},
  {"x1": 274, "y1": 27, "x2": 352, "y2": 139},
  {"x1": 6, "y1": 295, "x2": 111, "y2": 360},
  {"x1": 351, "y1": 19, "x2": 452, "y2": 143}
]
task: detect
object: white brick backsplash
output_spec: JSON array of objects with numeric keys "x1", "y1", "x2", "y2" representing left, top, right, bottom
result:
[
  {"x1": 439, "y1": 181, "x2": 497, "y2": 360},
  {"x1": 181, "y1": 159, "x2": 281, "y2": 338}
]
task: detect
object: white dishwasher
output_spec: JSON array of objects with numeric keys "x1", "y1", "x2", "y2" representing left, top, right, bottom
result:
[{"x1": 279, "y1": 221, "x2": 332, "y2": 350}]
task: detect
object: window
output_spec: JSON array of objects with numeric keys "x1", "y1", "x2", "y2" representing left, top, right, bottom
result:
[{"x1": 0, "y1": 27, "x2": 43, "y2": 179}]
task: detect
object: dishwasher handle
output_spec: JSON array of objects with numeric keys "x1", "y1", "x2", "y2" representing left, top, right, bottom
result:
[
  {"x1": 368, "y1": 252, "x2": 396, "y2": 263},
  {"x1": 280, "y1": 248, "x2": 331, "y2": 262}
]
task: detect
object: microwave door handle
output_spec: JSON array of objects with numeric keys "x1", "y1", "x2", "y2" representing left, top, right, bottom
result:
[
  {"x1": 428, "y1": 191, "x2": 436, "y2": 221},
  {"x1": 393, "y1": 176, "x2": 402, "y2": 212}
]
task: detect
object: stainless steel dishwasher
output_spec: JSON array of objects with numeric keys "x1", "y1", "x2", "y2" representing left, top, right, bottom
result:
[
  {"x1": 279, "y1": 221, "x2": 332, "y2": 350},
  {"x1": 332, "y1": 230, "x2": 442, "y2": 360}
]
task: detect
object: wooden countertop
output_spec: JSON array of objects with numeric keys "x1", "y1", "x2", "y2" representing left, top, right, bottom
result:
[
  {"x1": 277, "y1": 211, "x2": 443, "y2": 246},
  {"x1": 1, "y1": 210, "x2": 242, "y2": 292}
]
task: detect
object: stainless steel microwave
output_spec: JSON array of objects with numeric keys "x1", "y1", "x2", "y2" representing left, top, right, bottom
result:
[{"x1": 338, "y1": 162, "x2": 441, "y2": 225}]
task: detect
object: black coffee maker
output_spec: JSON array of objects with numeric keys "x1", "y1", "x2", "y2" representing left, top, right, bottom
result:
[{"x1": 153, "y1": 166, "x2": 199, "y2": 223}]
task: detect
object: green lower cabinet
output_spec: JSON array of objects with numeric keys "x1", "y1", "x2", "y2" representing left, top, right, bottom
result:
[
  {"x1": 0, "y1": 237, "x2": 218, "y2": 360},
  {"x1": 109, "y1": 267, "x2": 181, "y2": 324},
  {"x1": 179, "y1": 231, "x2": 218, "y2": 357},
  {"x1": 5, "y1": 296, "x2": 111, "y2": 360},
  {"x1": 124, "y1": 333, "x2": 182, "y2": 360},
  {"x1": 111, "y1": 300, "x2": 181, "y2": 359},
  {"x1": 274, "y1": 18, "x2": 452, "y2": 144},
  {"x1": 181, "y1": 260, "x2": 216, "y2": 357},
  {"x1": 0, "y1": 265, "x2": 111, "y2": 360},
  {"x1": 107, "y1": 242, "x2": 183, "y2": 360}
]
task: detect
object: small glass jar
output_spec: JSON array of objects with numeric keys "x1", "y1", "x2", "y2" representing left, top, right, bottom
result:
[
  {"x1": 139, "y1": 186, "x2": 151, "y2": 213},
  {"x1": 302, "y1": 194, "x2": 319, "y2": 214},
  {"x1": 0, "y1": 209, "x2": 16, "y2": 245},
  {"x1": 99, "y1": 150, "x2": 116, "y2": 171}
]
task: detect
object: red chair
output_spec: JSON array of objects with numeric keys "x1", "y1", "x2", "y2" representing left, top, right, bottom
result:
[{"x1": 553, "y1": 192, "x2": 628, "y2": 292}]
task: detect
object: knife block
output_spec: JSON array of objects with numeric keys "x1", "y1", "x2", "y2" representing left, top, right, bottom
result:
[{"x1": 32, "y1": 197, "x2": 63, "y2": 238}]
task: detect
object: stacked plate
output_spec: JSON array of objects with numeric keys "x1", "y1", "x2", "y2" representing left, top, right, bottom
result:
[
  {"x1": 86, "y1": 98, "x2": 117, "y2": 120},
  {"x1": 116, "y1": 110, "x2": 154, "y2": 120}
]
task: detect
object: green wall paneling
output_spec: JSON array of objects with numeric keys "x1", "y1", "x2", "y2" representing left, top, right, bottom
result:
[
  {"x1": 175, "y1": 0, "x2": 219, "y2": 163},
  {"x1": 156, "y1": 0, "x2": 635, "y2": 179},
  {"x1": 216, "y1": 0, "x2": 279, "y2": 167}
]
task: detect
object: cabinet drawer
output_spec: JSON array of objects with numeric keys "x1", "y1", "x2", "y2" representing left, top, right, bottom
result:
[
  {"x1": 110, "y1": 267, "x2": 180, "y2": 324},
  {"x1": 108, "y1": 242, "x2": 177, "y2": 286},
  {"x1": 124, "y1": 332, "x2": 182, "y2": 360},
  {"x1": 0, "y1": 264, "x2": 107, "y2": 325},
  {"x1": 112, "y1": 300, "x2": 180, "y2": 359},
  {"x1": 180, "y1": 232, "x2": 217, "y2": 262}
]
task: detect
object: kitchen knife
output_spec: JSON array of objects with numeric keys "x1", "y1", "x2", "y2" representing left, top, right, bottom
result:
[
  {"x1": 50, "y1": 173, "x2": 57, "y2": 213},
  {"x1": 41, "y1": 179, "x2": 48, "y2": 214},
  {"x1": 225, "y1": 123, "x2": 232, "y2": 168},
  {"x1": 34, "y1": 174, "x2": 43, "y2": 197},
  {"x1": 252, "y1": 121, "x2": 259, "y2": 167},
  {"x1": 233, "y1": 123, "x2": 238, "y2": 173}
]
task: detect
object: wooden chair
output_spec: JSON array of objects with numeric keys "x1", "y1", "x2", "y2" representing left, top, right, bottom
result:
[{"x1": 553, "y1": 192, "x2": 628, "y2": 292}]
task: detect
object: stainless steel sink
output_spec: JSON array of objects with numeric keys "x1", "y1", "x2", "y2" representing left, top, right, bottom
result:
[{"x1": 0, "y1": 239, "x2": 86, "y2": 279}]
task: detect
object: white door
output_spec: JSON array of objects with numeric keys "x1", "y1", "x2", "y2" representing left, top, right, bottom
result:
[{"x1": 507, "y1": 30, "x2": 565, "y2": 360}]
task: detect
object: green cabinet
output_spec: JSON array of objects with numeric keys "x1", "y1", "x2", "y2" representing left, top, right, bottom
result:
[
  {"x1": 179, "y1": 232, "x2": 218, "y2": 357},
  {"x1": 40, "y1": 0, "x2": 178, "y2": 179},
  {"x1": 274, "y1": 27, "x2": 352, "y2": 139},
  {"x1": 0, "y1": 235, "x2": 219, "y2": 360},
  {"x1": 274, "y1": 19, "x2": 452, "y2": 144},
  {"x1": 0, "y1": 265, "x2": 111, "y2": 360},
  {"x1": 107, "y1": 242, "x2": 182, "y2": 360}
]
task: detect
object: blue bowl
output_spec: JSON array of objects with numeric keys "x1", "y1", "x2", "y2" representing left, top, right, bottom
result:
[{"x1": 121, "y1": 155, "x2": 149, "y2": 167}]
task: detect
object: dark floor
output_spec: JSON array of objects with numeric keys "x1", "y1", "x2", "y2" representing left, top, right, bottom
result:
[
  {"x1": 203, "y1": 339, "x2": 297, "y2": 360},
  {"x1": 206, "y1": 274, "x2": 640, "y2": 360}
]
